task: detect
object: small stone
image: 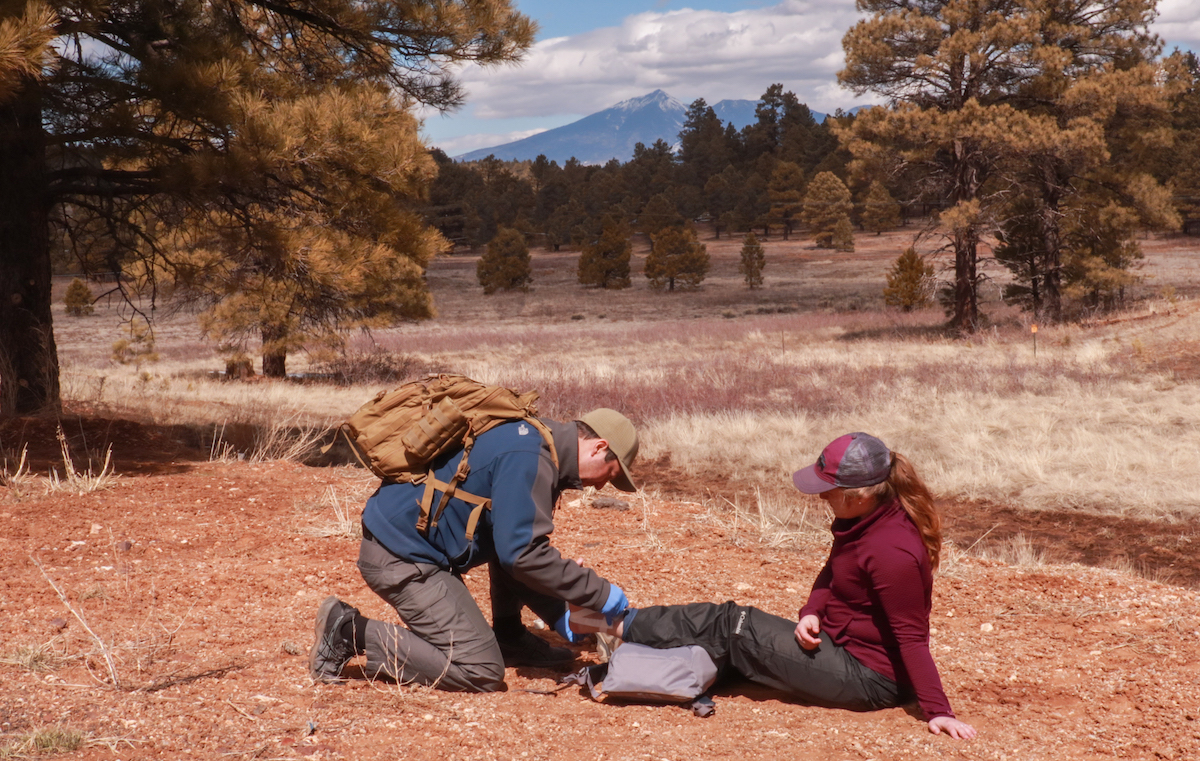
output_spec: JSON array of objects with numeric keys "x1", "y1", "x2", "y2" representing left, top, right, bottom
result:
[
  {"x1": 90, "y1": 523, "x2": 102, "y2": 535},
  {"x1": 116, "y1": 540, "x2": 133, "y2": 552},
  {"x1": 49, "y1": 618, "x2": 67, "y2": 632},
  {"x1": 734, "y1": 582, "x2": 751, "y2": 591},
  {"x1": 591, "y1": 497, "x2": 630, "y2": 511},
  {"x1": 281, "y1": 640, "x2": 302, "y2": 655},
  {"x1": 980, "y1": 623, "x2": 994, "y2": 633},
  {"x1": 423, "y1": 714, "x2": 433, "y2": 721}
]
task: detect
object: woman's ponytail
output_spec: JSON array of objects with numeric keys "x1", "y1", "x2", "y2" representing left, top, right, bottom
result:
[{"x1": 847, "y1": 452, "x2": 943, "y2": 571}]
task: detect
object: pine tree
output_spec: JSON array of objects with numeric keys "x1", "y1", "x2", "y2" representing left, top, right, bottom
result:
[
  {"x1": 677, "y1": 99, "x2": 733, "y2": 190},
  {"x1": 1161, "y1": 54, "x2": 1200, "y2": 232},
  {"x1": 802, "y1": 172, "x2": 853, "y2": 248},
  {"x1": 477, "y1": 227, "x2": 532, "y2": 294},
  {"x1": 0, "y1": 0, "x2": 535, "y2": 410},
  {"x1": 862, "y1": 181, "x2": 901, "y2": 235},
  {"x1": 63, "y1": 278, "x2": 93, "y2": 316},
  {"x1": 739, "y1": 233, "x2": 765, "y2": 289},
  {"x1": 638, "y1": 193, "x2": 685, "y2": 245},
  {"x1": 0, "y1": 3, "x2": 56, "y2": 99},
  {"x1": 994, "y1": 197, "x2": 1051, "y2": 317},
  {"x1": 832, "y1": 216, "x2": 855, "y2": 252},
  {"x1": 767, "y1": 162, "x2": 805, "y2": 240},
  {"x1": 841, "y1": 0, "x2": 1170, "y2": 330},
  {"x1": 704, "y1": 166, "x2": 742, "y2": 239},
  {"x1": 883, "y1": 248, "x2": 935, "y2": 311},
  {"x1": 645, "y1": 227, "x2": 709, "y2": 291},
  {"x1": 578, "y1": 218, "x2": 632, "y2": 289},
  {"x1": 175, "y1": 88, "x2": 449, "y2": 377},
  {"x1": 111, "y1": 317, "x2": 159, "y2": 367},
  {"x1": 1061, "y1": 197, "x2": 1145, "y2": 313}
]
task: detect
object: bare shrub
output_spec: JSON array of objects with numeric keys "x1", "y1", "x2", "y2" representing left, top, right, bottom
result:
[
  {"x1": 971, "y1": 534, "x2": 1047, "y2": 567},
  {"x1": 724, "y1": 489, "x2": 831, "y2": 549},
  {"x1": 208, "y1": 422, "x2": 239, "y2": 463},
  {"x1": 2, "y1": 726, "x2": 86, "y2": 756},
  {"x1": 32, "y1": 556, "x2": 121, "y2": 689},
  {"x1": 309, "y1": 349, "x2": 427, "y2": 386},
  {"x1": 47, "y1": 428, "x2": 118, "y2": 495},
  {"x1": 1, "y1": 445, "x2": 34, "y2": 495},
  {"x1": 300, "y1": 485, "x2": 366, "y2": 538},
  {"x1": 249, "y1": 416, "x2": 327, "y2": 463},
  {"x1": 0, "y1": 638, "x2": 71, "y2": 672}
]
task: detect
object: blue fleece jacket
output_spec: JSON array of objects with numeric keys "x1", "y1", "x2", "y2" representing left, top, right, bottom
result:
[{"x1": 361, "y1": 419, "x2": 611, "y2": 609}]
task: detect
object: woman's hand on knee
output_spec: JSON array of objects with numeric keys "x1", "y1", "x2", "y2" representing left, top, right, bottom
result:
[
  {"x1": 927, "y1": 716, "x2": 976, "y2": 740},
  {"x1": 794, "y1": 615, "x2": 821, "y2": 650}
]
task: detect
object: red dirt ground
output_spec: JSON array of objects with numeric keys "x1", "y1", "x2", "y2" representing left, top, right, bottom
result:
[{"x1": 3, "y1": 416, "x2": 1199, "y2": 760}]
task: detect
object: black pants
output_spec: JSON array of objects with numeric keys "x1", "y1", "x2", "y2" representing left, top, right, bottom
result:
[
  {"x1": 488, "y1": 561, "x2": 566, "y2": 637},
  {"x1": 625, "y1": 602, "x2": 904, "y2": 711}
]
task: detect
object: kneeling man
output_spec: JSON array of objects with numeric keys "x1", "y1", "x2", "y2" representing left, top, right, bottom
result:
[{"x1": 309, "y1": 409, "x2": 638, "y2": 691}]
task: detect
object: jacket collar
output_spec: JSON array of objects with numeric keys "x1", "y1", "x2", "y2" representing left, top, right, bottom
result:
[{"x1": 831, "y1": 497, "x2": 903, "y2": 540}]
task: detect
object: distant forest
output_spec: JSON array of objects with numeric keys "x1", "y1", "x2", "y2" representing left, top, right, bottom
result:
[
  {"x1": 428, "y1": 72, "x2": 1200, "y2": 253},
  {"x1": 427, "y1": 85, "x2": 852, "y2": 250}
]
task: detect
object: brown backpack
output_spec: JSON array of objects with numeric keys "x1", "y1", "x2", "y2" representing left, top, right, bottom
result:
[{"x1": 338, "y1": 374, "x2": 558, "y2": 540}]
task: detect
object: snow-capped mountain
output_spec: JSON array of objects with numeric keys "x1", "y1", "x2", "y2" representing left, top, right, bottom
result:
[{"x1": 452, "y1": 90, "x2": 827, "y2": 165}]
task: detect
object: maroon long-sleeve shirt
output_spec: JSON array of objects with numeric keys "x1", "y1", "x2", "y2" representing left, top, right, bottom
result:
[{"x1": 799, "y1": 498, "x2": 955, "y2": 719}]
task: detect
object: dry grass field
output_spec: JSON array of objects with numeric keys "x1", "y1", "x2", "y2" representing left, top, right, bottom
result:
[
  {"x1": 43, "y1": 224, "x2": 1200, "y2": 520},
  {"x1": 4, "y1": 224, "x2": 1200, "y2": 759}
]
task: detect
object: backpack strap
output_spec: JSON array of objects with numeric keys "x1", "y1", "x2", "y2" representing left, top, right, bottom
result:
[
  {"x1": 461, "y1": 493, "x2": 494, "y2": 542},
  {"x1": 416, "y1": 419, "x2": 559, "y2": 540},
  {"x1": 527, "y1": 418, "x2": 559, "y2": 469},
  {"x1": 415, "y1": 473, "x2": 493, "y2": 541}
]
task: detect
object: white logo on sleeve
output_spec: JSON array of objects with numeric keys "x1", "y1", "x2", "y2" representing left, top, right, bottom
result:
[
  {"x1": 518, "y1": 424, "x2": 529, "y2": 435},
  {"x1": 734, "y1": 610, "x2": 747, "y2": 635}
]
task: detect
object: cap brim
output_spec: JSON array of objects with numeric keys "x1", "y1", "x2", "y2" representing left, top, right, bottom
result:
[
  {"x1": 611, "y1": 459, "x2": 636, "y2": 492},
  {"x1": 792, "y1": 465, "x2": 836, "y2": 494}
]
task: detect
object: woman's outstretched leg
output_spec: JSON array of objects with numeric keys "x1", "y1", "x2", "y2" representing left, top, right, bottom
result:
[{"x1": 624, "y1": 603, "x2": 902, "y2": 711}]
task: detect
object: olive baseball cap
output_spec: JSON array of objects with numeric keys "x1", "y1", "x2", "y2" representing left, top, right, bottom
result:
[
  {"x1": 579, "y1": 408, "x2": 639, "y2": 492},
  {"x1": 792, "y1": 432, "x2": 892, "y2": 493}
]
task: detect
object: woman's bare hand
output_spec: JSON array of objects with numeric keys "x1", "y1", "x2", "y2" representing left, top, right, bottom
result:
[
  {"x1": 794, "y1": 615, "x2": 822, "y2": 650},
  {"x1": 927, "y1": 716, "x2": 977, "y2": 740}
]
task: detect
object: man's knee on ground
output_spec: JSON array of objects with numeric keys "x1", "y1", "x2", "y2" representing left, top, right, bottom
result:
[{"x1": 457, "y1": 658, "x2": 507, "y2": 692}]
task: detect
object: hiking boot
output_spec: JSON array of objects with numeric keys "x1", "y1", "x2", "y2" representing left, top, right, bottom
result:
[
  {"x1": 496, "y1": 629, "x2": 575, "y2": 668},
  {"x1": 309, "y1": 596, "x2": 360, "y2": 683}
]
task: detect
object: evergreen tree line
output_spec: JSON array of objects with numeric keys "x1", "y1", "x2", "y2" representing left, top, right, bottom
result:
[
  {"x1": 440, "y1": 83, "x2": 910, "y2": 295},
  {"x1": 434, "y1": 85, "x2": 868, "y2": 245}
]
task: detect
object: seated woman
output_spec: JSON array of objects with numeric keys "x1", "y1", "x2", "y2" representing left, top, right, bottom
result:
[{"x1": 571, "y1": 432, "x2": 976, "y2": 740}]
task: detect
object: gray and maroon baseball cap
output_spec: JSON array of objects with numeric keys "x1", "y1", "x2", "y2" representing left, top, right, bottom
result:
[{"x1": 792, "y1": 433, "x2": 892, "y2": 494}]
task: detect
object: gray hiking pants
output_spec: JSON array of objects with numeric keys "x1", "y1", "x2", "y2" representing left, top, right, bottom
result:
[
  {"x1": 625, "y1": 602, "x2": 904, "y2": 711},
  {"x1": 356, "y1": 533, "x2": 506, "y2": 692}
]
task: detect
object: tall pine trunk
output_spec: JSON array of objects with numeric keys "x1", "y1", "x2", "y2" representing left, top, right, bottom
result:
[
  {"x1": 1038, "y1": 166, "x2": 1064, "y2": 323},
  {"x1": 951, "y1": 228, "x2": 979, "y2": 333},
  {"x1": 949, "y1": 140, "x2": 982, "y2": 333},
  {"x1": 260, "y1": 324, "x2": 288, "y2": 378},
  {"x1": 0, "y1": 78, "x2": 60, "y2": 416}
]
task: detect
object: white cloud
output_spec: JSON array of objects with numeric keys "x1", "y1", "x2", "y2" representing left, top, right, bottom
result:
[
  {"x1": 435, "y1": 0, "x2": 1200, "y2": 150},
  {"x1": 425, "y1": 128, "x2": 550, "y2": 156},
  {"x1": 1158, "y1": 0, "x2": 1200, "y2": 53},
  {"x1": 458, "y1": 1, "x2": 868, "y2": 118}
]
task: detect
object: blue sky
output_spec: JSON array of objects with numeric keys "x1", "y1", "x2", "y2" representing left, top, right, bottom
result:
[{"x1": 422, "y1": 0, "x2": 1200, "y2": 157}]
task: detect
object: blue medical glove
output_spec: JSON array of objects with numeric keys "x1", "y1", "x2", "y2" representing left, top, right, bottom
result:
[
  {"x1": 601, "y1": 584, "x2": 629, "y2": 625},
  {"x1": 553, "y1": 609, "x2": 580, "y2": 643}
]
